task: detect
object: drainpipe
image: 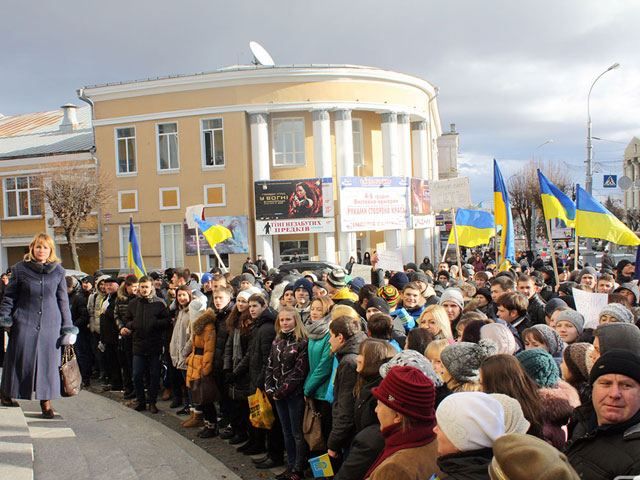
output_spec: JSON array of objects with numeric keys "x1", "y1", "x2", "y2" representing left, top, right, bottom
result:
[{"x1": 77, "y1": 88, "x2": 103, "y2": 270}]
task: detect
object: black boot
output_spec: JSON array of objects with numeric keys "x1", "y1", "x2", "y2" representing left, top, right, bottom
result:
[{"x1": 197, "y1": 423, "x2": 219, "y2": 438}]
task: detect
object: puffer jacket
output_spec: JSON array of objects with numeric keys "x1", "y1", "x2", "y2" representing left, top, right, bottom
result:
[
  {"x1": 212, "y1": 300, "x2": 234, "y2": 374},
  {"x1": 114, "y1": 283, "x2": 136, "y2": 330},
  {"x1": 264, "y1": 331, "x2": 308, "y2": 400},
  {"x1": 125, "y1": 295, "x2": 171, "y2": 356},
  {"x1": 186, "y1": 309, "x2": 217, "y2": 386},
  {"x1": 327, "y1": 330, "x2": 367, "y2": 452},
  {"x1": 436, "y1": 448, "x2": 493, "y2": 480},
  {"x1": 238, "y1": 308, "x2": 277, "y2": 392},
  {"x1": 88, "y1": 288, "x2": 107, "y2": 334},
  {"x1": 303, "y1": 316, "x2": 333, "y2": 401}
]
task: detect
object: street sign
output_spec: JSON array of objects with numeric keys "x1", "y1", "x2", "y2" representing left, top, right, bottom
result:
[
  {"x1": 619, "y1": 176, "x2": 632, "y2": 191},
  {"x1": 603, "y1": 175, "x2": 617, "y2": 188}
]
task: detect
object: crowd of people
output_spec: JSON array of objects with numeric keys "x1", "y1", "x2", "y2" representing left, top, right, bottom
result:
[{"x1": 2, "y1": 234, "x2": 640, "y2": 480}]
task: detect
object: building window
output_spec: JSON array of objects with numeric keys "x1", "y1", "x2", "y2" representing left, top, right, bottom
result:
[
  {"x1": 159, "y1": 187, "x2": 180, "y2": 210},
  {"x1": 118, "y1": 190, "x2": 138, "y2": 213},
  {"x1": 203, "y1": 184, "x2": 226, "y2": 207},
  {"x1": 157, "y1": 123, "x2": 179, "y2": 171},
  {"x1": 116, "y1": 127, "x2": 136, "y2": 174},
  {"x1": 279, "y1": 240, "x2": 309, "y2": 262},
  {"x1": 272, "y1": 118, "x2": 305, "y2": 166},
  {"x1": 353, "y1": 118, "x2": 364, "y2": 167},
  {"x1": 119, "y1": 224, "x2": 141, "y2": 269},
  {"x1": 202, "y1": 118, "x2": 225, "y2": 167},
  {"x1": 160, "y1": 223, "x2": 184, "y2": 269},
  {"x1": 4, "y1": 176, "x2": 42, "y2": 218}
]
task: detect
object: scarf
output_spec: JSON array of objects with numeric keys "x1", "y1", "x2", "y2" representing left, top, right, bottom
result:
[
  {"x1": 364, "y1": 421, "x2": 436, "y2": 479},
  {"x1": 306, "y1": 315, "x2": 330, "y2": 340},
  {"x1": 232, "y1": 329, "x2": 243, "y2": 368}
]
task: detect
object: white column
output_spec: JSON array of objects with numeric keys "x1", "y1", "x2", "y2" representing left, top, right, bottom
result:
[
  {"x1": 412, "y1": 120, "x2": 433, "y2": 263},
  {"x1": 635, "y1": 162, "x2": 640, "y2": 210},
  {"x1": 380, "y1": 112, "x2": 402, "y2": 251},
  {"x1": 250, "y1": 113, "x2": 274, "y2": 268},
  {"x1": 335, "y1": 109, "x2": 356, "y2": 265},
  {"x1": 397, "y1": 114, "x2": 412, "y2": 177},
  {"x1": 624, "y1": 162, "x2": 632, "y2": 209},
  {"x1": 313, "y1": 110, "x2": 337, "y2": 263}
]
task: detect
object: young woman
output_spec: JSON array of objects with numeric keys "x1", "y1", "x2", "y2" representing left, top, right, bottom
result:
[
  {"x1": 265, "y1": 307, "x2": 309, "y2": 480},
  {"x1": 170, "y1": 286, "x2": 194, "y2": 415},
  {"x1": 281, "y1": 285, "x2": 296, "y2": 308},
  {"x1": 561, "y1": 342, "x2": 592, "y2": 405},
  {"x1": 553, "y1": 309, "x2": 584, "y2": 345},
  {"x1": 418, "y1": 305, "x2": 453, "y2": 341},
  {"x1": 404, "y1": 328, "x2": 434, "y2": 354},
  {"x1": 522, "y1": 324, "x2": 564, "y2": 363},
  {"x1": 425, "y1": 339, "x2": 450, "y2": 382}
]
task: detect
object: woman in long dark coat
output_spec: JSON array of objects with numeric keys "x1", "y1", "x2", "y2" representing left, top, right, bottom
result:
[{"x1": 0, "y1": 233, "x2": 77, "y2": 418}]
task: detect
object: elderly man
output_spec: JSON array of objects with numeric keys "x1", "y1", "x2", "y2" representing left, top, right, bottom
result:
[{"x1": 565, "y1": 349, "x2": 640, "y2": 479}]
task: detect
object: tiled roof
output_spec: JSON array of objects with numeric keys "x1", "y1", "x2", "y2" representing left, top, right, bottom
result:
[{"x1": 0, "y1": 106, "x2": 94, "y2": 159}]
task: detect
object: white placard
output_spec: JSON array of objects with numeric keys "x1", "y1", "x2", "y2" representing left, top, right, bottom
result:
[
  {"x1": 412, "y1": 214, "x2": 436, "y2": 229},
  {"x1": 572, "y1": 288, "x2": 609, "y2": 329},
  {"x1": 185, "y1": 204, "x2": 205, "y2": 229},
  {"x1": 431, "y1": 177, "x2": 472, "y2": 212},
  {"x1": 350, "y1": 263, "x2": 372, "y2": 283},
  {"x1": 376, "y1": 249, "x2": 404, "y2": 272}
]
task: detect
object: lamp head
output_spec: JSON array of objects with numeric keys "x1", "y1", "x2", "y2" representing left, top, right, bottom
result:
[{"x1": 608, "y1": 62, "x2": 620, "y2": 71}]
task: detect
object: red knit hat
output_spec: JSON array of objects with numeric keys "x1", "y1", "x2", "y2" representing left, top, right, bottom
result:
[{"x1": 372, "y1": 365, "x2": 436, "y2": 422}]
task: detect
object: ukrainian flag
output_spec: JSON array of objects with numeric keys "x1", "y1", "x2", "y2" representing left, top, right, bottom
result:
[
  {"x1": 537, "y1": 170, "x2": 576, "y2": 228},
  {"x1": 194, "y1": 216, "x2": 233, "y2": 248},
  {"x1": 127, "y1": 217, "x2": 146, "y2": 277},
  {"x1": 576, "y1": 185, "x2": 640, "y2": 246},
  {"x1": 493, "y1": 160, "x2": 515, "y2": 267},
  {"x1": 448, "y1": 209, "x2": 495, "y2": 247}
]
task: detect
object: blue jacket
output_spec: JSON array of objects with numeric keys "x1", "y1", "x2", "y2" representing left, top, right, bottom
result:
[{"x1": 303, "y1": 332, "x2": 333, "y2": 400}]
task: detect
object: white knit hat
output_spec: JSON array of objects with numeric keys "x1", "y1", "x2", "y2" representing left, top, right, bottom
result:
[
  {"x1": 436, "y1": 392, "x2": 505, "y2": 451},
  {"x1": 480, "y1": 323, "x2": 517, "y2": 355},
  {"x1": 490, "y1": 393, "x2": 530, "y2": 435}
]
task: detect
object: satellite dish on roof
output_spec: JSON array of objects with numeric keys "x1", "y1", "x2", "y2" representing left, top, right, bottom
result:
[{"x1": 250, "y1": 41, "x2": 275, "y2": 66}]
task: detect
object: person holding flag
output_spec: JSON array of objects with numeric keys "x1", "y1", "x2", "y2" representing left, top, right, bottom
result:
[
  {"x1": 194, "y1": 216, "x2": 233, "y2": 272},
  {"x1": 494, "y1": 160, "x2": 516, "y2": 270}
]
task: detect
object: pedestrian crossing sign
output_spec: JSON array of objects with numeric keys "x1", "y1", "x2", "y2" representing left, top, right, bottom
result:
[{"x1": 603, "y1": 175, "x2": 617, "y2": 188}]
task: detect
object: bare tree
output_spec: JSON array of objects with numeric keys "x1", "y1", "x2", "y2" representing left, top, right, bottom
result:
[
  {"x1": 42, "y1": 163, "x2": 109, "y2": 270},
  {"x1": 508, "y1": 160, "x2": 570, "y2": 252},
  {"x1": 604, "y1": 196, "x2": 625, "y2": 221},
  {"x1": 626, "y1": 209, "x2": 640, "y2": 232}
]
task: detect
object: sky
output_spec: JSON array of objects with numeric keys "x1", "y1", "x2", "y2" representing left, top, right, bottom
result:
[{"x1": 2, "y1": 0, "x2": 639, "y2": 204}]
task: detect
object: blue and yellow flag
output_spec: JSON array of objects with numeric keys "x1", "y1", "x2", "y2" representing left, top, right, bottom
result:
[
  {"x1": 493, "y1": 160, "x2": 515, "y2": 268},
  {"x1": 448, "y1": 209, "x2": 495, "y2": 247},
  {"x1": 576, "y1": 185, "x2": 640, "y2": 246},
  {"x1": 194, "y1": 216, "x2": 233, "y2": 248},
  {"x1": 127, "y1": 217, "x2": 146, "y2": 277},
  {"x1": 537, "y1": 170, "x2": 576, "y2": 228}
]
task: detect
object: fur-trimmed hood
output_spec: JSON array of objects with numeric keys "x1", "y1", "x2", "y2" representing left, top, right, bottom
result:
[
  {"x1": 192, "y1": 308, "x2": 217, "y2": 336},
  {"x1": 539, "y1": 379, "x2": 581, "y2": 424}
]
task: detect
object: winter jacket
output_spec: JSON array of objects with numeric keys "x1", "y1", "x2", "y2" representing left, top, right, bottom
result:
[
  {"x1": 223, "y1": 316, "x2": 252, "y2": 400},
  {"x1": 125, "y1": 295, "x2": 171, "y2": 356},
  {"x1": 70, "y1": 287, "x2": 90, "y2": 331},
  {"x1": 212, "y1": 300, "x2": 233, "y2": 374},
  {"x1": 527, "y1": 293, "x2": 547, "y2": 326},
  {"x1": 99, "y1": 292, "x2": 119, "y2": 345},
  {"x1": 327, "y1": 331, "x2": 367, "y2": 452},
  {"x1": 114, "y1": 283, "x2": 136, "y2": 330},
  {"x1": 566, "y1": 407, "x2": 640, "y2": 480},
  {"x1": 437, "y1": 448, "x2": 493, "y2": 480},
  {"x1": 170, "y1": 307, "x2": 193, "y2": 370},
  {"x1": 186, "y1": 309, "x2": 217, "y2": 387},
  {"x1": 264, "y1": 331, "x2": 308, "y2": 400},
  {"x1": 335, "y1": 375, "x2": 384, "y2": 480},
  {"x1": 332, "y1": 287, "x2": 359, "y2": 307},
  {"x1": 303, "y1": 316, "x2": 333, "y2": 400},
  {"x1": 367, "y1": 440, "x2": 440, "y2": 480},
  {"x1": 240, "y1": 308, "x2": 277, "y2": 392},
  {"x1": 296, "y1": 304, "x2": 311, "y2": 324}
]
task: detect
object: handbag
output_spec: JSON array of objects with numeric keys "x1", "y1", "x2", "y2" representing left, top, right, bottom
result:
[
  {"x1": 60, "y1": 345, "x2": 82, "y2": 397},
  {"x1": 190, "y1": 373, "x2": 219, "y2": 405},
  {"x1": 303, "y1": 397, "x2": 326, "y2": 451},
  {"x1": 248, "y1": 388, "x2": 275, "y2": 429}
]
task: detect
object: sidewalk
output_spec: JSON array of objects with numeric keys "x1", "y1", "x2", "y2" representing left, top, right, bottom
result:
[{"x1": 0, "y1": 391, "x2": 242, "y2": 480}]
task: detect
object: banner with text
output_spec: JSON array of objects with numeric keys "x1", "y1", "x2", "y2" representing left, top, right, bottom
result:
[
  {"x1": 254, "y1": 178, "x2": 333, "y2": 221},
  {"x1": 184, "y1": 216, "x2": 249, "y2": 255},
  {"x1": 410, "y1": 178, "x2": 433, "y2": 229},
  {"x1": 256, "y1": 218, "x2": 335, "y2": 236},
  {"x1": 339, "y1": 177, "x2": 410, "y2": 232}
]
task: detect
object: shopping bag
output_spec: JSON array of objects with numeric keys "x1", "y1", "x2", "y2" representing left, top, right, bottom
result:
[
  {"x1": 59, "y1": 345, "x2": 82, "y2": 397},
  {"x1": 303, "y1": 398, "x2": 326, "y2": 451},
  {"x1": 248, "y1": 388, "x2": 275, "y2": 429}
]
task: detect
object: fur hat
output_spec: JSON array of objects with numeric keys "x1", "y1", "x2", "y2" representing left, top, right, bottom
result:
[
  {"x1": 555, "y1": 309, "x2": 585, "y2": 335},
  {"x1": 367, "y1": 296, "x2": 391, "y2": 315},
  {"x1": 590, "y1": 349, "x2": 640, "y2": 385},
  {"x1": 436, "y1": 392, "x2": 505, "y2": 451},
  {"x1": 490, "y1": 433, "x2": 580, "y2": 480},
  {"x1": 562, "y1": 343, "x2": 591, "y2": 382},
  {"x1": 489, "y1": 394, "x2": 530, "y2": 435},
  {"x1": 438, "y1": 288, "x2": 465, "y2": 310},
  {"x1": 544, "y1": 298, "x2": 568, "y2": 318},
  {"x1": 377, "y1": 285, "x2": 400, "y2": 308},
  {"x1": 530, "y1": 324, "x2": 565, "y2": 358},
  {"x1": 389, "y1": 272, "x2": 410, "y2": 291},
  {"x1": 516, "y1": 348, "x2": 560, "y2": 388},
  {"x1": 372, "y1": 366, "x2": 436, "y2": 422},
  {"x1": 599, "y1": 303, "x2": 634, "y2": 324},
  {"x1": 380, "y1": 349, "x2": 443, "y2": 387},
  {"x1": 327, "y1": 268, "x2": 347, "y2": 288},
  {"x1": 480, "y1": 323, "x2": 517, "y2": 355},
  {"x1": 441, "y1": 340, "x2": 498, "y2": 383},
  {"x1": 292, "y1": 278, "x2": 313, "y2": 299},
  {"x1": 595, "y1": 323, "x2": 640, "y2": 355}
]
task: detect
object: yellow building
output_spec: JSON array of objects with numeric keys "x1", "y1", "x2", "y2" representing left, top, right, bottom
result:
[
  {"x1": 0, "y1": 105, "x2": 99, "y2": 273},
  {"x1": 80, "y1": 62, "x2": 443, "y2": 273}
]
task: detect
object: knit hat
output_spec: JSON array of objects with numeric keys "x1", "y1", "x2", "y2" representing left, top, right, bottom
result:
[
  {"x1": 404, "y1": 262, "x2": 419, "y2": 272},
  {"x1": 372, "y1": 366, "x2": 436, "y2": 422},
  {"x1": 599, "y1": 303, "x2": 634, "y2": 324},
  {"x1": 201, "y1": 272, "x2": 213, "y2": 284},
  {"x1": 348, "y1": 277, "x2": 366, "y2": 294},
  {"x1": 367, "y1": 296, "x2": 391, "y2": 315},
  {"x1": 615, "y1": 282, "x2": 640, "y2": 304},
  {"x1": 409, "y1": 271, "x2": 431, "y2": 285},
  {"x1": 389, "y1": 272, "x2": 410, "y2": 291},
  {"x1": 327, "y1": 268, "x2": 347, "y2": 288},
  {"x1": 237, "y1": 286, "x2": 263, "y2": 301},
  {"x1": 103, "y1": 276, "x2": 119, "y2": 284},
  {"x1": 475, "y1": 287, "x2": 492, "y2": 304},
  {"x1": 590, "y1": 349, "x2": 640, "y2": 385},
  {"x1": 490, "y1": 433, "x2": 580, "y2": 480},
  {"x1": 544, "y1": 298, "x2": 568, "y2": 318},
  {"x1": 555, "y1": 309, "x2": 585, "y2": 335},
  {"x1": 530, "y1": 324, "x2": 565, "y2": 357},
  {"x1": 562, "y1": 343, "x2": 591, "y2": 382},
  {"x1": 489, "y1": 394, "x2": 530, "y2": 435},
  {"x1": 292, "y1": 278, "x2": 313, "y2": 299},
  {"x1": 240, "y1": 273, "x2": 255, "y2": 285},
  {"x1": 378, "y1": 285, "x2": 400, "y2": 308},
  {"x1": 380, "y1": 350, "x2": 443, "y2": 387},
  {"x1": 435, "y1": 392, "x2": 505, "y2": 451},
  {"x1": 81, "y1": 275, "x2": 95, "y2": 285},
  {"x1": 282, "y1": 283, "x2": 295, "y2": 295},
  {"x1": 480, "y1": 323, "x2": 517, "y2": 355},
  {"x1": 595, "y1": 322, "x2": 640, "y2": 356},
  {"x1": 441, "y1": 340, "x2": 498, "y2": 383},
  {"x1": 516, "y1": 348, "x2": 560, "y2": 388},
  {"x1": 438, "y1": 288, "x2": 465, "y2": 310},
  {"x1": 579, "y1": 266, "x2": 597, "y2": 280}
]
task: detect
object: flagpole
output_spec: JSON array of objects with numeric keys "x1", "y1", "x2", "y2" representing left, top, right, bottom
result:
[
  {"x1": 544, "y1": 219, "x2": 561, "y2": 287},
  {"x1": 212, "y1": 246, "x2": 228, "y2": 273},
  {"x1": 451, "y1": 208, "x2": 464, "y2": 278},
  {"x1": 441, "y1": 242, "x2": 450, "y2": 264},
  {"x1": 574, "y1": 231, "x2": 579, "y2": 271},
  {"x1": 195, "y1": 224, "x2": 203, "y2": 274}
]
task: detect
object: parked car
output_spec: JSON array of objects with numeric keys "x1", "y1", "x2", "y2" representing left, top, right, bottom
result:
[
  {"x1": 64, "y1": 269, "x2": 89, "y2": 281},
  {"x1": 277, "y1": 261, "x2": 341, "y2": 275}
]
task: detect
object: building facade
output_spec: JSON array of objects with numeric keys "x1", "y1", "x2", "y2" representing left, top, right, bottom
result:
[
  {"x1": 623, "y1": 137, "x2": 640, "y2": 211},
  {"x1": 80, "y1": 64, "x2": 443, "y2": 272}
]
